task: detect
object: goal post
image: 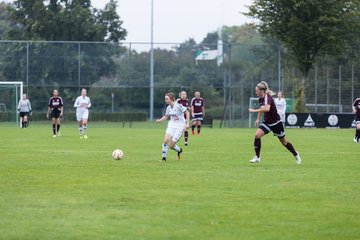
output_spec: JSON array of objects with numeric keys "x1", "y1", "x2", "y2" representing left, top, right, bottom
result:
[{"x1": 0, "y1": 81, "x2": 23, "y2": 126}]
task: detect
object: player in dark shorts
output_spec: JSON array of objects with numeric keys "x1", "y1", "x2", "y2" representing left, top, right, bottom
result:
[
  {"x1": 191, "y1": 91, "x2": 205, "y2": 135},
  {"x1": 177, "y1": 91, "x2": 190, "y2": 146},
  {"x1": 46, "y1": 89, "x2": 64, "y2": 138},
  {"x1": 352, "y1": 97, "x2": 360, "y2": 143},
  {"x1": 248, "y1": 81, "x2": 301, "y2": 164}
]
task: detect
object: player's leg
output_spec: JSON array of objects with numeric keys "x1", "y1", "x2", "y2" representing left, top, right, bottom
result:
[
  {"x1": 272, "y1": 121, "x2": 300, "y2": 163},
  {"x1": 169, "y1": 128, "x2": 183, "y2": 159},
  {"x1": 19, "y1": 113, "x2": 24, "y2": 128},
  {"x1": 279, "y1": 136, "x2": 301, "y2": 164},
  {"x1": 354, "y1": 121, "x2": 360, "y2": 143},
  {"x1": 56, "y1": 117, "x2": 61, "y2": 136},
  {"x1": 23, "y1": 114, "x2": 28, "y2": 128},
  {"x1": 52, "y1": 117, "x2": 57, "y2": 137},
  {"x1": 191, "y1": 120, "x2": 196, "y2": 135},
  {"x1": 161, "y1": 132, "x2": 172, "y2": 161},
  {"x1": 82, "y1": 119, "x2": 88, "y2": 139},
  {"x1": 184, "y1": 129, "x2": 189, "y2": 146},
  {"x1": 250, "y1": 128, "x2": 266, "y2": 163},
  {"x1": 82, "y1": 111, "x2": 89, "y2": 138},
  {"x1": 197, "y1": 121, "x2": 202, "y2": 135},
  {"x1": 78, "y1": 120, "x2": 84, "y2": 138}
]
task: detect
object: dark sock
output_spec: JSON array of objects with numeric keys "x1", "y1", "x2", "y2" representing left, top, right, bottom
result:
[
  {"x1": 285, "y1": 142, "x2": 297, "y2": 156},
  {"x1": 356, "y1": 129, "x2": 360, "y2": 139},
  {"x1": 184, "y1": 131, "x2": 188, "y2": 142},
  {"x1": 21, "y1": 122, "x2": 24, "y2": 128},
  {"x1": 24, "y1": 121, "x2": 27, "y2": 128},
  {"x1": 254, "y1": 138, "x2": 261, "y2": 158},
  {"x1": 197, "y1": 125, "x2": 201, "y2": 134},
  {"x1": 192, "y1": 125, "x2": 195, "y2": 131},
  {"x1": 57, "y1": 124, "x2": 60, "y2": 132},
  {"x1": 52, "y1": 124, "x2": 56, "y2": 135}
]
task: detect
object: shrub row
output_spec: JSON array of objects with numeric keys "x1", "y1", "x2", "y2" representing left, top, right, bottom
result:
[{"x1": 0, "y1": 112, "x2": 147, "y2": 122}]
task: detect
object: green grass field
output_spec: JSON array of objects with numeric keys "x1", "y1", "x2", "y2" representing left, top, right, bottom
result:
[{"x1": 1, "y1": 122, "x2": 360, "y2": 239}]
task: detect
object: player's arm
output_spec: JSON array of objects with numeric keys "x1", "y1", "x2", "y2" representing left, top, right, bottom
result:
[
  {"x1": 353, "y1": 106, "x2": 356, "y2": 113},
  {"x1": 185, "y1": 110, "x2": 190, "y2": 129},
  {"x1": 191, "y1": 105, "x2": 195, "y2": 117},
  {"x1": 202, "y1": 106, "x2": 205, "y2": 117},
  {"x1": 74, "y1": 98, "x2": 80, "y2": 108},
  {"x1": 87, "y1": 98, "x2": 91, "y2": 108},
  {"x1": 249, "y1": 104, "x2": 270, "y2": 113},
  {"x1": 17, "y1": 100, "x2": 21, "y2": 113},
  {"x1": 156, "y1": 115, "x2": 169, "y2": 123},
  {"x1": 28, "y1": 100, "x2": 32, "y2": 115},
  {"x1": 46, "y1": 106, "x2": 51, "y2": 118}
]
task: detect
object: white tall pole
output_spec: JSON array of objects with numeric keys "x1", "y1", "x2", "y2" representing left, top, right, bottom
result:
[{"x1": 149, "y1": 0, "x2": 154, "y2": 121}]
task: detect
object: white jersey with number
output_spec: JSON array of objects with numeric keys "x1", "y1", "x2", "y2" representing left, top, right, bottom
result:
[
  {"x1": 18, "y1": 99, "x2": 32, "y2": 112},
  {"x1": 74, "y1": 96, "x2": 91, "y2": 121},
  {"x1": 165, "y1": 102, "x2": 187, "y2": 129},
  {"x1": 275, "y1": 98, "x2": 286, "y2": 122}
]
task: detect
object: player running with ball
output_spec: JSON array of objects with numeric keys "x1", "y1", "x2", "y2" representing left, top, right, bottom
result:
[
  {"x1": 156, "y1": 92, "x2": 190, "y2": 161},
  {"x1": 248, "y1": 81, "x2": 301, "y2": 164},
  {"x1": 74, "y1": 88, "x2": 91, "y2": 139}
]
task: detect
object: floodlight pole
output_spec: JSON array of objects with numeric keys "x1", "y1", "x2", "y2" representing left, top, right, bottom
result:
[{"x1": 149, "y1": 0, "x2": 154, "y2": 121}]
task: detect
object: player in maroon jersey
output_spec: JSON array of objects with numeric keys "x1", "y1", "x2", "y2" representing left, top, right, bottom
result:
[
  {"x1": 191, "y1": 91, "x2": 205, "y2": 135},
  {"x1": 352, "y1": 97, "x2": 360, "y2": 143},
  {"x1": 46, "y1": 89, "x2": 64, "y2": 138},
  {"x1": 177, "y1": 91, "x2": 190, "y2": 146},
  {"x1": 248, "y1": 81, "x2": 301, "y2": 164}
]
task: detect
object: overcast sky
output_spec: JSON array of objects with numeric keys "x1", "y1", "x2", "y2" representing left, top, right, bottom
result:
[{"x1": 93, "y1": 0, "x2": 254, "y2": 46}]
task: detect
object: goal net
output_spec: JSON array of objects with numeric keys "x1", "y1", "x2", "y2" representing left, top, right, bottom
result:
[{"x1": 0, "y1": 82, "x2": 23, "y2": 126}]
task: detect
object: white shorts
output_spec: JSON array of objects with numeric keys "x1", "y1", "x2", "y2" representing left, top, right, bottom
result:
[
  {"x1": 166, "y1": 126, "x2": 184, "y2": 143},
  {"x1": 76, "y1": 109, "x2": 89, "y2": 122}
]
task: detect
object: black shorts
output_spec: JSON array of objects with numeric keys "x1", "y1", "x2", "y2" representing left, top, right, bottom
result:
[
  {"x1": 259, "y1": 121, "x2": 285, "y2": 138},
  {"x1": 51, "y1": 109, "x2": 62, "y2": 119},
  {"x1": 19, "y1": 112, "x2": 29, "y2": 118},
  {"x1": 192, "y1": 113, "x2": 203, "y2": 122},
  {"x1": 355, "y1": 116, "x2": 360, "y2": 125}
]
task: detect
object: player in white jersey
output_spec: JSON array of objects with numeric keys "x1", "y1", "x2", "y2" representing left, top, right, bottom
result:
[
  {"x1": 274, "y1": 91, "x2": 287, "y2": 124},
  {"x1": 156, "y1": 92, "x2": 190, "y2": 161},
  {"x1": 17, "y1": 93, "x2": 32, "y2": 128},
  {"x1": 74, "y1": 88, "x2": 91, "y2": 139}
]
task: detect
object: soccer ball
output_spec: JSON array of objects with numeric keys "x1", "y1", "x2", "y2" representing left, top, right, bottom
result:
[{"x1": 112, "y1": 149, "x2": 123, "y2": 160}]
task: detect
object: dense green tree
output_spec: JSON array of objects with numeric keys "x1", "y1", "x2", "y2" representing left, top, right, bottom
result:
[
  {"x1": 247, "y1": 0, "x2": 360, "y2": 111},
  {"x1": 7, "y1": 0, "x2": 126, "y2": 42}
]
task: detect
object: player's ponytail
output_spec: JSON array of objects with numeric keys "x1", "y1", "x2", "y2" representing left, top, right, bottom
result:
[{"x1": 256, "y1": 81, "x2": 274, "y2": 96}]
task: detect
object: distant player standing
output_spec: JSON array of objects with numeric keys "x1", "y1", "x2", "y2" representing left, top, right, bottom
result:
[
  {"x1": 274, "y1": 91, "x2": 286, "y2": 125},
  {"x1": 248, "y1": 81, "x2": 301, "y2": 164},
  {"x1": 156, "y1": 92, "x2": 190, "y2": 161},
  {"x1": 74, "y1": 88, "x2": 91, "y2": 139},
  {"x1": 191, "y1": 91, "x2": 205, "y2": 135},
  {"x1": 17, "y1": 93, "x2": 32, "y2": 128},
  {"x1": 46, "y1": 89, "x2": 64, "y2": 137},
  {"x1": 177, "y1": 91, "x2": 190, "y2": 146},
  {"x1": 352, "y1": 97, "x2": 360, "y2": 143}
]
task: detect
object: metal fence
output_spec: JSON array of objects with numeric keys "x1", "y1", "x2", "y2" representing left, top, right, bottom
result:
[{"x1": 0, "y1": 40, "x2": 359, "y2": 127}]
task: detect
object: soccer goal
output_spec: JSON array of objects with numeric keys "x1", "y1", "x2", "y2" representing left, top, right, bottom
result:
[{"x1": 0, "y1": 81, "x2": 23, "y2": 126}]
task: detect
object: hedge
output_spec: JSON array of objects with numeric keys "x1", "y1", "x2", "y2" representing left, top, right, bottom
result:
[{"x1": 0, "y1": 112, "x2": 147, "y2": 122}]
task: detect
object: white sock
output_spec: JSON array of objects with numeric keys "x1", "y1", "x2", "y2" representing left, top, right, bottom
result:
[
  {"x1": 162, "y1": 144, "x2": 168, "y2": 158},
  {"x1": 173, "y1": 145, "x2": 181, "y2": 152},
  {"x1": 79, "y1": 126, "x2": 83, "y2": 135},
  {"x1": 83, "y1": 124, "x2": 87, "y2": 134}
]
